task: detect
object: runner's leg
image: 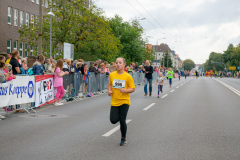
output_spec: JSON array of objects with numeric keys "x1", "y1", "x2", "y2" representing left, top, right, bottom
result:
[
  {"x1": 110, "y1": 106, "x2": 119, "y2": 124},
  {"x1": 119, "y1": 104, "x2": 129, "y2": 138}
]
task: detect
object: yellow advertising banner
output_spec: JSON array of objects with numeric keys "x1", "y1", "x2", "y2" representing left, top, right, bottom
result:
[{"x1": 229, "y1": 66, "x2": 236, "y2": 70}]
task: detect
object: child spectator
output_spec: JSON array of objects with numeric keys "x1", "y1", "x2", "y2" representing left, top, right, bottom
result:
[
  {"x1": 21, "y1": 58, "x2": 29, "y2": 74},
  {"x1": 76, "y1": 62, "x2": 82, "y2": 74},
  {"x1": 63, "y1": 59, "x2": 71, "y2": 72},
  {"x1": 54, "y1": 59, "x2": 69, "y2": 106},
  {"x1": 44, "y1": 59, "x2": 52, "y2": 74},
  {"x1": 3, "y1": 64, "x2": 16, "y2": 81},
  {"x1": 0, "y1": 55, "x2": 6, "y2": 62},
  {"x1": 33, "y1": 55, "x2": 45, "y2": 75},
  {"x1": 83, "y1": 64, "x2": 89, "y2": 93},
  {"x1": 48, "y1": 61, "x2": 56, "y2": 73},
  {"x1": 0, "y1": 60, "x2": 10, "y2": 83}
]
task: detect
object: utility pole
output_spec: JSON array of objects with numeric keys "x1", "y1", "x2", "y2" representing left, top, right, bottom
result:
[
  {"x1": 38, "y1": 0, "x2": 43, "y2": 55},
  {"x1": 167, "y1": 51, "x2": 169, "y2": 68}
]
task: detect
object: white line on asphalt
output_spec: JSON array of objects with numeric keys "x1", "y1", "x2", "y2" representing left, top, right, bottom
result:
[
  {"x1": 181, "y1": 84, "x2": 183, "y2": 86},
  {"x1": 161, "y1": 94, "x2": 168, "y2": 98},
  {"x1": 102, "y1": 119, "x2": 132, "y2": 137},
  {"x1": 170, "y1": 90, "x2": 175, "y2": 92},
  {"x1": 176, "y1": 86, "x2": 179, "y2": 88},
  {"x1": 143, "y1": 103, "x2": 156, "y2": 111},
  {"x1": 214, "y1": 79, "x2": 240, "y2": 96}
]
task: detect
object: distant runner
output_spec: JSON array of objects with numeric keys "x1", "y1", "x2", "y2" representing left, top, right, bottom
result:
[{"x1": 167, "y1": 68, "x2": 174, "y2": 87}]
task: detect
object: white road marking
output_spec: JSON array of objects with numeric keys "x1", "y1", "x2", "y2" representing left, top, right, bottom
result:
[
  {"x1": 102, "y1": 119, "x2": 132, "y2": 137},
  {"x1": 170, "y1": 90, "x2": 175, "y2": 92},
  {"x1": 181, "y1": 84, "x2": 183, "y2": 86},
  {"x1": 214, "y1": 79, "x2": 240, "y2": 96},
  {"x1": 161, "y1": 94, "x2": 168, "y2": 98},
  {"x1": 176, "y1": 86, "x2": 179, "y2": 88},
  {"x1": 143, "y1": 103, "x2": 156, "y2": 111}
]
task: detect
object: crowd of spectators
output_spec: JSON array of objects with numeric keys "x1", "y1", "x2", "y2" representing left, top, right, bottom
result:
[{"x1": 0, "y1": 50, "x2": 195, "y2": 85}]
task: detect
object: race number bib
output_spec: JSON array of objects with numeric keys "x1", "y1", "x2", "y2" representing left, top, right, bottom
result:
[{"x1": 113, "y1": 79, "x2": 125, "y2": 89}]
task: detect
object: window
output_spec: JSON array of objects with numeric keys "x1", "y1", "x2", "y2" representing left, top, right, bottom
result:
[
  {"x1": 14, "y1": 41, "x2": 18, "y2": 50},
  {"x1": 31, "y1": 15, "x2": 34, "y2": 27},
  {"x1": 20, "y1": 42, "x2": 23, "y2": 57},
  {"x1": 36, "y1": 0, "x2": 39, "y2": 4},
  {"x1": 30, "y1": 45, "x2": 33, "y2": 55},
  {"x1": 35, "y1": 16, "x2": 39, "y2": 27},
  {"x1": 45, "y1": 0, "x2": 48, "y2": 8},
  {"x1": 8, "y1": 7, "x2": 12, "y2": 25},
  {"x1": 20, "y1": 11, "x2": 24, "y2": 27},
  {"x1": 26, "y1": 13, "x2": 29, "y2": 27},
  {"x1": 25, "y1": 43, "x2": 28, "y2": 57},
  {"x1": 35, "y1": 45, "x2": 38, "y2": 55},
  {"x1": 7, "y1": 40, "x2": 11, "y2": 53},
  {"x1": 14, "y1": 9, "x2": 18, "y2": 26}
]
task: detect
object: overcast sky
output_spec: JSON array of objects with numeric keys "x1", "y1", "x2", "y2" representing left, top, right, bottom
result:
[{"x1": 95, "y1": 0, "x2": 240, "y2": 64}]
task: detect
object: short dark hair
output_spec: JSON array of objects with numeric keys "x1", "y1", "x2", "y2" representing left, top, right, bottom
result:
[
  {"x1": 0, "y1": 60, "x2": 5, "y2": 68},
  {"x1": 37, "y1": 54, "x2": 45, "y2": 62},
  {"x1": 7, "y1": 53, "x2": 11, "y2": 55}
]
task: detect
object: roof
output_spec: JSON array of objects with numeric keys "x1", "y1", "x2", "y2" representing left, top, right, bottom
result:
[{"x1": 152, "y1": 43, "x2": 171, "y2": 52}]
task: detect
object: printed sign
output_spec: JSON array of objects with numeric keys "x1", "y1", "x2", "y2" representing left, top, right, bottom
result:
[
  {"x1": 35, "y1": 74, "x2": 55, "y2": 107},
  {"x1": 229, "y1": 66, "x2": 236, "y2": 70},
  {"x1": 63, "y1": 42, "x2": 74, "y2": 60},
  {"x1": 0, "y1": 76, "x2": 35, "y2": 107},
  {"x1": 113, "y1": 79, "x2": 125, "y2": 89}
]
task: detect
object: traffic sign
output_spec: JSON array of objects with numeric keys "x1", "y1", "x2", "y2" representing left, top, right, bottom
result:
[{"x1": 229, "y1": 66, "x2": 236, "y2": 70}]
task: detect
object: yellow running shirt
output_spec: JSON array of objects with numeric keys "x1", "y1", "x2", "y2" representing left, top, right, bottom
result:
[{"x1": 109, "y1": 71, "x2": 135, "y2": 106}]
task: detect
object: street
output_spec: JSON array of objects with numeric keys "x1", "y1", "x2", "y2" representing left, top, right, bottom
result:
[{"x1": 1, "y1": 77, "x2": 240, "y2": 160}]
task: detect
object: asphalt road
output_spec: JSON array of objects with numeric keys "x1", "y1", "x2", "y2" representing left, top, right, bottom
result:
[{"x1": 1, "y1": 76, "x2": 240, "y2": 160}]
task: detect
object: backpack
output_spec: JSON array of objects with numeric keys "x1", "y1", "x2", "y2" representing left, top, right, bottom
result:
[{"x1": 27, "y1": 68, "x2": 34, "y2": 75}]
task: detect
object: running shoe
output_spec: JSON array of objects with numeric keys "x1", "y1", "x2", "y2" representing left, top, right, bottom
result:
[
  {"x1": 54, "y1": 103, "x2": 59, "y2": 106},
  {"x1": 144, "y1": 93, "x2": 147, "y2": 96},
  {"x1": 120, "y1": 137, "x2": 127, "y2": 146},
  {"x1": 58, "y1": 102, "x2": 64, "y2": 105},
  {"x1": 158, "y1": 95, "x2": 159, "y2": 98}
]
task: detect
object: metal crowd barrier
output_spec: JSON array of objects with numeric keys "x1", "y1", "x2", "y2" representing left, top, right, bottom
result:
[{"x1": 0, "y1": 71, "x2": 158, "y2": 117}]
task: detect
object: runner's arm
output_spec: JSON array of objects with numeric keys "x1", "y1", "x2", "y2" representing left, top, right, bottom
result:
[
  {"x1": 108, "y1": 84, "x2": 113, "y2": 96},
  {"x1": 119, "y1": 87, "x2": 135, "y2": 93}
]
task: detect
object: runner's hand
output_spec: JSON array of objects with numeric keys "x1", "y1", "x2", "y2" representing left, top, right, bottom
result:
[
  {"x1": 119, "y1": 88, "x2": 126, "y2": 93},
  {"x1": 108, "y1": 90, "x2": 113, "y2": 96}
]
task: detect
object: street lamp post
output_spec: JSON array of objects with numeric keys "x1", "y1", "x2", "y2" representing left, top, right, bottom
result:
[{"x1": 47, "y1": 11, "x2": 55, "y2": 58}]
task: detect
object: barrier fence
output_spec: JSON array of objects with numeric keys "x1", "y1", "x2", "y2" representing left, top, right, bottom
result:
[{"x1": 0, "y1": 71, "x2": 158, "y2": 116}]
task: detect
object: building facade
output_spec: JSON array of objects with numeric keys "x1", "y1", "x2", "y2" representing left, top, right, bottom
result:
[
  {"x1": 150, "y1": 43, "x2": 179, "y2": 68},
  {"x1": 0, "y1": 0, "x2": 48, "y2": 57}
]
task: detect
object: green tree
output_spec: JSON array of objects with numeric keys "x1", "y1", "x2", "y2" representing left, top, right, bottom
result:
[
  {"x1": 183, "y1": 59, "x2": 195, "y2": 71},
  {"x1": 144, "y1": 46, "x2": 155, "y2": 62},
  {"x1": 108, "y1": 15, "x2": 146, "y2": 64},
  {"x1": 18, "y1": 0, "x2": 121, "y2": 62}
]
